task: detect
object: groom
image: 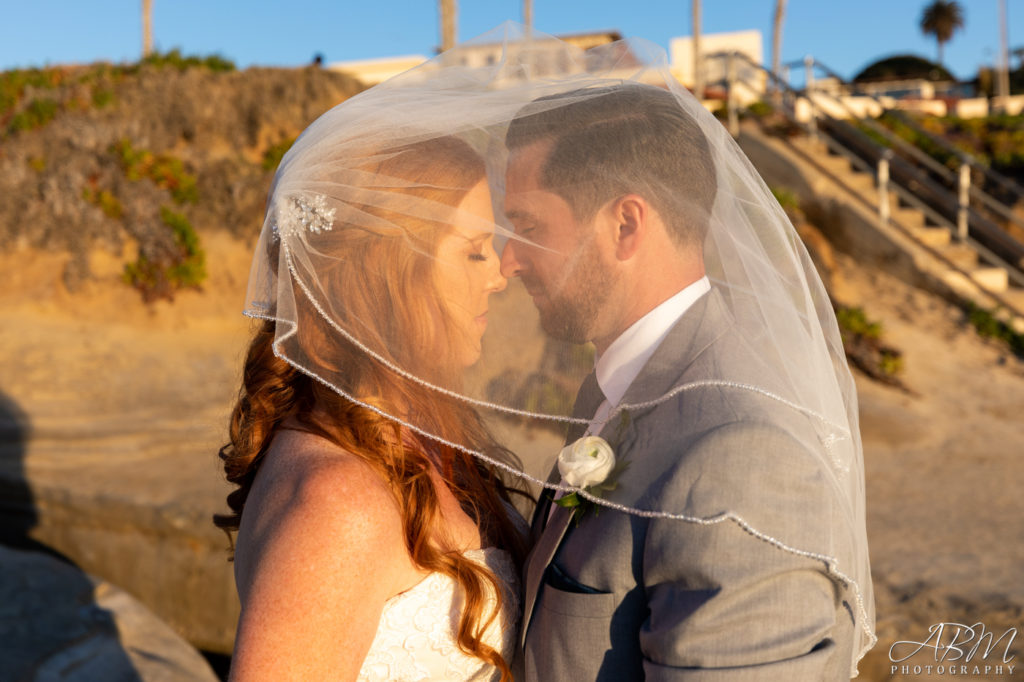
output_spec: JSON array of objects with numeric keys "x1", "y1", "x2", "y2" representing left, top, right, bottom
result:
[{"x1": 501, "y1": 83, "x2": 861, "y2": 680}]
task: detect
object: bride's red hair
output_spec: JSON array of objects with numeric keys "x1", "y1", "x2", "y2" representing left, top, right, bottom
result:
[{"x1": 215, "y1": 136, "x2": 528, "y2": 680}]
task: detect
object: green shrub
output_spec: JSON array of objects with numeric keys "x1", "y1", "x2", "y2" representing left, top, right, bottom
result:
[
  {"x1": 770, "y1": 186, "x2": 800, "y2": 212},
  {"x1": 0, "y1": 67, "x2": 64, "y2": 116},
  {"x1": 835, "y1": 305, "x2": 904, "y2": 384},
  {"x1": 262, "y1": 137, "x2": 295, "y2": 171},
  {"x1": 746, "y1": 100, "x2": 774, "y2": 118},
  {"x1": 141, "y1": 48, "x2": 235, "y2": 73},
  {"x1": 122, "y1": 206, "x2": 207, "y2": 301},
  {"x1": 91, "y1": 88, "x2": 115, "y2": 108},
  {"x1": 878, "y1": 350, "x2": 904, "y2": 376},
  {"x1": 82, "y1": 186, "x2": 123, "y2": 219},
  {"x1": 201, "y1": 54, "x2": 236, "y2": 72},
  {"x1": 161, "y1": 206, "x2": 207, "y2": 288},
  {"x1": 76, "y1": 63, "x2": 129, "y2": 85},
  {"x1": 836, "y1": 306, "x2": 882, "y2": 341},
  {"x1": 122, "y1": 254, "x2": 162, "y2": 298},
  {"x1": 112, "y1": 139, "x2": 198, "y2": 204},
  {"x1": 967, "y1": 304, "x2": 1024, "y2": 357},
  {"x1": 7, "y1": 97, "x2": 58, "y2": 133}
]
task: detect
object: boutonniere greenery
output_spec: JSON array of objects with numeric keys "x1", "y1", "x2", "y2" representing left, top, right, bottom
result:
[{"x1": 554, "y1": 411, "x2": 630, "y2": 523}]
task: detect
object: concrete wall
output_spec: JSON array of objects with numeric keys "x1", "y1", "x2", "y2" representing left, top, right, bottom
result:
[{"x1": 670, "y1": 30, "x2": 764, "y2": 94}]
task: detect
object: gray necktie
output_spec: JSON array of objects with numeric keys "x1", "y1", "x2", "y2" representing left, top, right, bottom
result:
[
  {"x1": 530, "y1": 370, "x2": 606, "y2": 537},
  {"x1": 564, "y1": 370, "x2": 606, "y2": 445}
]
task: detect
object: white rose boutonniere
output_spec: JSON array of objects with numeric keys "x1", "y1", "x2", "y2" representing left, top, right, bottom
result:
[
  {"x1": 554, "y1": 433, "x2": 629, "y2": 522},
  {"x1": 558, "y1": 436, "x2": 616, "y2": 488}
]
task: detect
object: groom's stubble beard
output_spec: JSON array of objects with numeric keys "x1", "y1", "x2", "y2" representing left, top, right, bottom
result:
[{"x1": 533, "y1": 234, "x2": 616, "y2": 345}]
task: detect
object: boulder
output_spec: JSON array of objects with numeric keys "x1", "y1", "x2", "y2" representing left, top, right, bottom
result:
[{"x1": 0, "y1": 545, "x2": 219, "y2": 681}]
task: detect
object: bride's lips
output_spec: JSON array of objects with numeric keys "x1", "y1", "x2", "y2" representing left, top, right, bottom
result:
[{"x1": 475, "y1": 312, "x2": 488, "y2": 330}]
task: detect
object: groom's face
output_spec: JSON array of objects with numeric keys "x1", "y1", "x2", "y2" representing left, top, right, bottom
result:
[{"x1": 502, "y1": 141, "x2": 613, "y2": 344}]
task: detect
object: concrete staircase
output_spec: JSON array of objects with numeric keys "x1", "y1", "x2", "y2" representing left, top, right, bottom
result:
[{"x1": 740, "y1": 123, "x2": 1024, "y2": 328}]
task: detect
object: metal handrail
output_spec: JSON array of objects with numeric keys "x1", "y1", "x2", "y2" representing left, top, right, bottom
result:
[
  {"x1": 800, "y1": 57, "x2": 1024, "y2": 204},
  {"x1": 795, "y1": 124, "x2": 1024, "y2": 291},
  {"x1": 818, "y1": 115, "x2": 1024, "y2": 269},
  {"x1": 883, "y1": 110, "x2": 1024, "y2": 213},
  {"x1": 732, "y1": 52, "x2": 1024, "y2": 238},
  {"x1": 884, "y1": 111, "x2": 1022, "y2": 191},
  {"x1": 725, "y1": 52, "x2": 1024, "y2": 285}
]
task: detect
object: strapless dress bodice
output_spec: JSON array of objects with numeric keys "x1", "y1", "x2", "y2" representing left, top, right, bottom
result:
[{"x1": 356, "y1": 547, "x2": 518, "y2": 681}]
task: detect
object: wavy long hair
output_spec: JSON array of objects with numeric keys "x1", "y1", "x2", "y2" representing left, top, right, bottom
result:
[{"x1": 215, "y1": 135, "x2": 528, "y2": 680}]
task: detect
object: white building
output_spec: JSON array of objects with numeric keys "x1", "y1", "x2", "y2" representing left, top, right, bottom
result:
[
  {"x1": 327, "y1": 31, "x2": 635, "y2": 87},
  {"x1": 329, "y1": 29, "x2": 768, "y2": 99},
  {"x1": 326, "y1": 55, "x2": 431, "y2": 87},
  {"x1": 670, "y1": 29, "x2": 766, "y2": 103}
]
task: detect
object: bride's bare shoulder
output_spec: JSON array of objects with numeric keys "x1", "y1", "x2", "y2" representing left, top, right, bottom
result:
[
  {"x1": 233, "y1": 428, "x2": 409, "y2": 596},
  {"x1": 229, "y1": 432, "x2": 415, "y2": 679},
  {"x1": 263, "y1": 428, "x2": 390, "y2": 497},
  {"x1": 253, "y1": 429, "x2": 394, "y2": 515}
]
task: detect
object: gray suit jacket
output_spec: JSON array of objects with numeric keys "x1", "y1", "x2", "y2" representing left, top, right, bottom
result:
[{"x1": 518, "y1": 289, "x2": 857, "y2": 681}]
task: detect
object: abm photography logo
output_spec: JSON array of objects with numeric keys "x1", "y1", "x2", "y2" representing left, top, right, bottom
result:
[{"x1": 890, "y1": 622, "x2": 1017, "y2": 677}]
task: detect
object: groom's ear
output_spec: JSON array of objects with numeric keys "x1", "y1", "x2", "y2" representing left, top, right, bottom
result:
[{"x1": 609, "y1": 194, "x2": 648, "y2": 261}]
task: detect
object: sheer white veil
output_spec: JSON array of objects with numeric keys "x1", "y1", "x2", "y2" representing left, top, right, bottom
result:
[{"x1": 244, "y1": 23, "x2": 874, "y2": 675}]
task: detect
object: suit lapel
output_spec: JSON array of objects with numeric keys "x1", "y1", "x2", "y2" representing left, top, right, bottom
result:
[
  {"x1": 519, "y1": 289, "x2": 730, "y2": 647},
  {"x1": 519, "y1": 407, "x2": 626, "y2": 646},
  {"x1": 521, "y1": 370, "x2": 604, "y2": 645},
  {"x1": 520, "y1": 503, "x2": 574, "y2": 646}
]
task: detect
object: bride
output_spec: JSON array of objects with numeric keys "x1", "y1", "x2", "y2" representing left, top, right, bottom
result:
[{"x1": 215, "y1": 131, "x2": 528, "y2": 680}]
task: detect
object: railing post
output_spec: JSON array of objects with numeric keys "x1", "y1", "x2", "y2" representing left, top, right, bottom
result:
[
  {"x1": 804, "y1": 55, "x2": 817, "y2": 140},
  {"x1": 781, "y1": 65, "x2": 791, "y2": 108},
  {"x1": 957, "y1": 163, "x2": 971, "y2": 241},
  {"x1": 878, "y1": 151, "x2": 891, "y2": 226},
  {"x1": 727, "y1": 51, "x2": 739, "y2": 137}
]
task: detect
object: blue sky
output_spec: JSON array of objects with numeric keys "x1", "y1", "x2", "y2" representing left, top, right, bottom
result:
[{"x1": 1, "y1": 1, "x2": 1020, "y2": 81}]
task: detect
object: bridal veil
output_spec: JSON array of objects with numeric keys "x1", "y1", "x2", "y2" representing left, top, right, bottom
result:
[{"x1": 243, "y1": 23, "x2": 875, "y2": 675}]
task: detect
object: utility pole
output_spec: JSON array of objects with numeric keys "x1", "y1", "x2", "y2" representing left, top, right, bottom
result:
[
  {"x1": 440, "y1": 0, "x2": 456, "y2": 52},
  {"x1": 692, "y1": 0, "x2": 703, "y2": 99},
  {"x1": 142, "y1": 0, "x2": 153, "y2": 57},
  {"x1": 997, "y1": 0, "x2": 1011, "y2": 111},
  {"x1": 772, "y1": 0, "x2": 787, "y2": 107}
]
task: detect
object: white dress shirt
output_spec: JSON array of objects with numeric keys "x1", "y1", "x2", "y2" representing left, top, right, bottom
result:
[{"x1": 589, "y1": 276, "x2": 711, "y2": 431}]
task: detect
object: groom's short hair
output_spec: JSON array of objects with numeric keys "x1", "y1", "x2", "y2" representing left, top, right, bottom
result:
[{"x1": 505, "y1": 83, "x2": 717, "y2": 248}]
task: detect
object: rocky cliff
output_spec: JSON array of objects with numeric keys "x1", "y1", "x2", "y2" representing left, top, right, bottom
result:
[{"x1": 1, "y1": 61, "x2": 363, "y2": 295}]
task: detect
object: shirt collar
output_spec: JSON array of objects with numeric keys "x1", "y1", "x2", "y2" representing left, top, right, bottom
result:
[{"x1": 594, "y1": 276, "x2": 710, "y2": 407}]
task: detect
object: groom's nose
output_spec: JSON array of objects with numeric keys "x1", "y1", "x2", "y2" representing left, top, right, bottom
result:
[{"x1": 499, "y1": 240, "x2": 524, "y2": 278}]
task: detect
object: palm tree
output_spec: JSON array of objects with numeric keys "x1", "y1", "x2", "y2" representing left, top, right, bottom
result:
[
  {"x1": 142, "y1": 0, "x2": 153, "y2": 57},
  {"x1": 919, "y1": 0, "x2": 964, "y2": 68},
  {"x1": 771, "y1": 0, "x2": 787, "y2": 105},
  {"x1": 440, "y1": 0, "x2": 456, "y2": 52}
]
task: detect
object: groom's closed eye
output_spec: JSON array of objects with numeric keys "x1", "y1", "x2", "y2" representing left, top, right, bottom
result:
[
  {"x1": 512, "y1": 222, "x2": 539, "y2": 240},
  {"x1": 505, "y1": 211, "x2": 538, "y2": 235}
]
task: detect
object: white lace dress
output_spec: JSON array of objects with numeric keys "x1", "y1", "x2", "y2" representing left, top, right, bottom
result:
[{"x1": 356, "y1": 547, "x2": 519, "y2": 681}]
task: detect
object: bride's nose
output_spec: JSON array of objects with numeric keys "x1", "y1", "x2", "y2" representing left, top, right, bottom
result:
[{"x1": 487, "y1": 254, "x2": 507, "y2": 293}]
